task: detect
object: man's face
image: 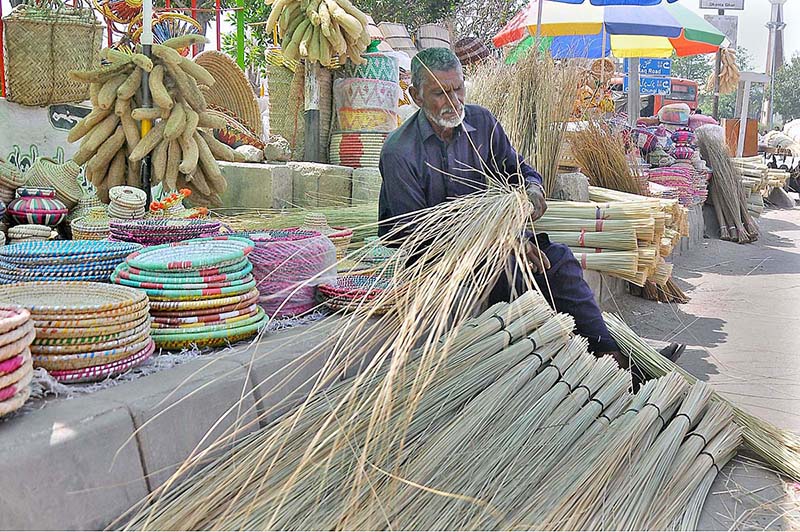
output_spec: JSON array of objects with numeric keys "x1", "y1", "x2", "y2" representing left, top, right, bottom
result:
[{"x1": 411, "y1": 68, "x2": 466, "y2": 130}]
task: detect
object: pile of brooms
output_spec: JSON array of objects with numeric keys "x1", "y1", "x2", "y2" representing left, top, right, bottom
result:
[
  {"x1": 696, "y1": 125, "x2": 758, "y2": 244},
  {"x1": 115, "y1": 179, "x2": 800, "y2": 531}
]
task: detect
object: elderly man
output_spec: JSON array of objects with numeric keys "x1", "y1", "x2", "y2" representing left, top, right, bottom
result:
[{"x1": 378, "y1": 48, "x2": 681, "y2": 366}]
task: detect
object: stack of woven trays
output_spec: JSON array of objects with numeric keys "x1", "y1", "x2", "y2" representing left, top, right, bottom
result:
[
  {"x1": 243, "y1": 230, "x2": 337, "y2": 318},
  {"x1": 108, "y1": 186, "x2": 146, "y2": 219},
  {"x1": 0, "y1": 282, "x2": 154, "y2": 384},
  {"x1": 318, "y1": 274, "x2": 394, "y2": 314},
  {"x1": 0, "y1": 240, "x2": 142, "y2": 284},
  {"x1": 0, "y1": 305, "x2": 35, "y2": 416},
  {"x1": 70, "y1": 207, "x2": 110, "y2": 241},
  {"x1": 109, "y1": 218, "x2": 222, "y2": 246},
  {"x1": 296, "y1": 213, "x2": 353, "y2": 260},
  {"x1": 7, "y1": 224, "x2": 52, "y2": 244},
  {"x1": 111, "y1": 236, "x2": 267, "y2": 350}
]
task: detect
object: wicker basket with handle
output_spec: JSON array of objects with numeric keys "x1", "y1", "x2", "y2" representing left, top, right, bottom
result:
[{"x1": 3, "y1": 0, "x2": 103, "y2": 107}]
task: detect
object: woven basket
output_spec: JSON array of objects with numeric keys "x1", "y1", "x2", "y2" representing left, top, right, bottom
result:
[
  {"x1": 24, "y1": 159, "x2": 83, "y2": 209},
  {"x1": 267, "y1": 63, "x2": 305, "y2": 161},
  {"x1": 3, "y1": 2, "x2": 103, "y2": 106},
  {"x1": 194, "y1": 51, "x2": 263, "y2": 138},
  {"x1": 298, "y1": 213, "x2": 353, "y2": 260},
  {"x1": 71, "y1": 207, "x2": 110, "y2": 240}
]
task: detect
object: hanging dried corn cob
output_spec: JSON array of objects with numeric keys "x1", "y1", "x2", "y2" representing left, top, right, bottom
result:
[
  {"x1": 266, "y1": 0, "x2": 371, "y2": 66},
  {"x1": 67, "y1": 34, "x2": 244, "y2": 207}
]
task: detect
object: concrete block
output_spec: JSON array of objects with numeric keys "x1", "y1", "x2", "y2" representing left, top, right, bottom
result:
[
  {"x1": 551, "y1": 172, "x2": 589, "y2": 202},
  {"x1": 352, "y1": 168, "x2": 382, "y2": 203},
  {"x1": 91, "y1": 358, "x2": 258, "y2": 491},
  {"x1": 0, "y1": 397, "x2": 148, "y2": 530},
  {"x1": 599, "y1": 273, "x2": 628, "y2": 309},
  {"x1": 219, "y1": 161, "x2": 293, "y2": 209},
  {"x1": 288, "y1": 162, "x2": 353, "y2": 208}
]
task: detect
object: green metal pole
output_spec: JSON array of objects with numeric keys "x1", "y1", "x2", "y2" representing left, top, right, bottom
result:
[{"x1": 236, "y1": 0, "x2": 245, "y2": 69}]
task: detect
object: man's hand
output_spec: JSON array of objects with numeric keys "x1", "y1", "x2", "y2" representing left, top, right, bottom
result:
[
  {"x1": 527, "y1": 183, "x2": 547, "y2": 222},
  {"x1": 525, "y1": 241, "x2": 551, "y2": 274}
]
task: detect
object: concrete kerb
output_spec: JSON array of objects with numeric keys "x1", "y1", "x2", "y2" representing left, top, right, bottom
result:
[
  {"x1": 90, "y1": 356, "x2": 259, "y2": 492},
  {"x1": 0, "y1": 396, "x2": 148, "y2": 530}
]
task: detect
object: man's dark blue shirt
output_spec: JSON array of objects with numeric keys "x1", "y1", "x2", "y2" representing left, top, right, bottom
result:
[{"x1": 378, "y1": 104, "x2": 542, "y2": 238}]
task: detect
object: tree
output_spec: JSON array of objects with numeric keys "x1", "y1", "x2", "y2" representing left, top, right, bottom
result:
[
  {"x1": 352, "y1": 0, "x2": 457, "y2": 29},
  {"x1": 773, "y1": 54, "x2": 800, "y2": 122},
  {"x1": 670, "y1": 53, "x2": 712, "y2": 84},
  {"x1": 453, "y1": 0, "x2": 527, "y2": 46}
]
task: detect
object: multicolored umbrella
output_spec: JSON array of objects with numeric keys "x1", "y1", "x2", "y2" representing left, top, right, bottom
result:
[{"x1": 494, "y1": 1, "x2": 725, "y2": 58}]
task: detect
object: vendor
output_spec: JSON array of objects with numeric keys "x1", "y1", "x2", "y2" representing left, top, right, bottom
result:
[{"x1": 377, "y1": 47, "x2": 683, "y2": 369}]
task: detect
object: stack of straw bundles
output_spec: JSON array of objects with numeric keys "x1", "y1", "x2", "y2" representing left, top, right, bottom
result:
[{"x1": 125, "y1": 289, "x2": 744, "y2": 530}]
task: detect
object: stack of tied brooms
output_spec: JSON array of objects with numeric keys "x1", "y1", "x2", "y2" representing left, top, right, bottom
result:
[
  {"x1": 534, "y1": 189, "x2": 689, "y2": 303},
  {"x1": 115, "y1": 178, "x2": 800, "y2": 531},
  {"x1": 732, "y1": 155, "x2": 791, "y2": 218},
  {"x1": 67, "y1": 36, "x2": 244, "y2": 207},
  {"x1": 696, "y1": 125, "x2": 758, "y2": 244}
]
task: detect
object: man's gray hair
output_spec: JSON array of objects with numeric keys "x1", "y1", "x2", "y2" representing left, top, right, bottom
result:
[{"x1": 411, "y1": 48, "x2": 463, "y2": 91}]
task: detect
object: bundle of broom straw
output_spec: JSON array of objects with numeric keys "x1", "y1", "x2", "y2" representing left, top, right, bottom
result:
[
  {"x1": 467, "y1": 48, "x2": 580, "y2": 196},
  {"x1": 568, "y1": 120, "x2": 648, "y2": 196},
  {"x1": 696, "y1": 125, "x2": 758, "y2": 244},
  {"x1": 606, "y1": 313, "x2": 800, "y2": 482}
]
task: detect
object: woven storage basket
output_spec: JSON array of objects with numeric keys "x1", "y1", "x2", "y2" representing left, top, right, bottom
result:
[
  {"x1": 417, "y1": 24, "x2": 451, "y2": 50},
  {"x1": 378, "y1": 23, "x2": 416, "y2": 59},
  {"x1": 3, "y1": 2, "x2": 103, "y2": 106},
  {"x1": 71, "y1": 208, "x2": 110, "y2": 240},
  {"x1": 24, "y1": 159, "x2": 83, "y2": 209},
  {"x1": 267, "y1": 63, "x2": 305, "y2": 161},
  {"x1": 297, "y1": 213, "x2": 353, "y2": 260}
]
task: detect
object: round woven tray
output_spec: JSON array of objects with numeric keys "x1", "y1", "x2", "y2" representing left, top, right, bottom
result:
[
  {"x1": 0, "y1": 329, "x2": 35, "y2": 362},
  {"x1": 0, "y1": 281, "x2": 146, "y2": 315},
  {"x1": 0, "y1": 271, "x2": 114, "y2": 284},
  {"x1": 153, "y1": 312, "x2": 266, "y2": 350},
  {"x1": 151, "y1": 308, "x2": 263, "y2": 334},
  {"x1": 32, "y1": 326, "x2": 150, "y2": 356},
  {"x1": 151, "y1": 303, "x2": 259, "y2": 326},
  {"x1": 32, "y1": 318, "x2": 151, "y2": 349},
  {"x1": 0, "y1": 240, "x2": 141, "y2": 261},
  {"x1": 0, "y1": 386, "x2": 31, "y2": 417},
  {"x1": 0, "y1": 320, "x2": 35, "y2": 349},
  {"x1": 0, "y1": 350, "x2": 31, "y2": 389},
  {"x1": 0, "y1": 349, "x2": 28, "y2": 378},
  {"x1": 0, "y1": 256, "x2": 124, "y2": 275},
  {"x1": 124, "y1": 259, "x2": 252, "y2": 280},
  {"x1": 0, "y1": 305, "x2": 30, "y2": 335},
  {"x1": 33, "y1": 336, "x2": 153, "y2": 371},
  {"x1": 125, "y1": 236, "x2": 254, "y2": 272},
  {"x1": 34, "y1": 314, "x2": 150, "y2": 341},
  {"x1": 148, "y1": 287, "x2": 259, "y2": 312},
  {"x1": 109, "y1": 218, "x2": 222, "y2": 245},
  {"x1": 32, "y1": 301, "x2": 149, "y2": 328},
  {"x1": 48, "y1": 340, "x2": 155, "y2": 384},
  {"x1": 113, "y1": 262, "x2": 254, "y2": 286},
  {"x1": 318, "y1": 275, "x2": 394, "y2": 313},
  {"x1": 0, "y1": 368, "x2": 32, "y2": 403},
  {"x1": 8, "y1": 224, "x2": 52, "y2": 239},
  {"x1": 150, "y1": 293, "x2": 259, "y2": 318},
  {"x1": 144, "y1": 279, "x2": 257, "y2": 301}
]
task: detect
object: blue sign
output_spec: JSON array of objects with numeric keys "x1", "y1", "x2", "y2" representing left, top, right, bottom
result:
[
  {"x1": 623, "y1": 58, "x2": 672, "y2": 77},
  {"x1": 623, "y1": 76, "x2": 672, "y2": 96}
]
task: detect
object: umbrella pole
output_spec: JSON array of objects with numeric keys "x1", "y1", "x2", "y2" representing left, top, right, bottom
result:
[
  {"x1": 536, "y1": 0, "x2": 543, "y2": 39},
  {"x1": 140, "y1": 0, "x2": 153, "y2": 207},
  {"x1": 628, "y1": 56, "x2": 639, "y2": 127}
]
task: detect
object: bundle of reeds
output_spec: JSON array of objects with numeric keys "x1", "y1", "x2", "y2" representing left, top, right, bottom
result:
[
  {"x1": 569, "y1": 120, "x2": 647, "y2": 195},
  {"x1": 534, "y1": 216, "x2": 656, "y2": 242},
  {"x1": 467, "y1": 48, "x2": 581, "y2": 195},
  {"x1": 696, "y1": 125, "x2": 758, "y2": 244},
  {"x1": 545, "y1": 229, "x2": 638, "y2": 251},
  {"x1": 606, "y1": 313, "x2": 800, "y2": 482}
]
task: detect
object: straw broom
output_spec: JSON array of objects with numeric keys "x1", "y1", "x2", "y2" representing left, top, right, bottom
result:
[
  {"x1": 569, "y1": 121, "x2": 647, "y2": 195},
  {"x1": 545, "y1": 229, "x2": 639, "y2": 251},
  {"x1": 605, "y1": 313, "x2": 800, "y2": 482}
]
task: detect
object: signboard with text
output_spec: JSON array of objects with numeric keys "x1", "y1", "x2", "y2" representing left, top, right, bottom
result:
[
  {"x1": 624, "y1": 58, "x2": 672, "y2": 77},
  {"x1": 699, "y1": 0, "x2": 744, "y2": 10},
  {"x1": 623, "y1": 76, "x2": 672, "y2": 96}
]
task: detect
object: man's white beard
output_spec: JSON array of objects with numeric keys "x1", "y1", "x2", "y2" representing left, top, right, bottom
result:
[{"x1": 425, "y1": 107, "x2": 465, "y2": 129}]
